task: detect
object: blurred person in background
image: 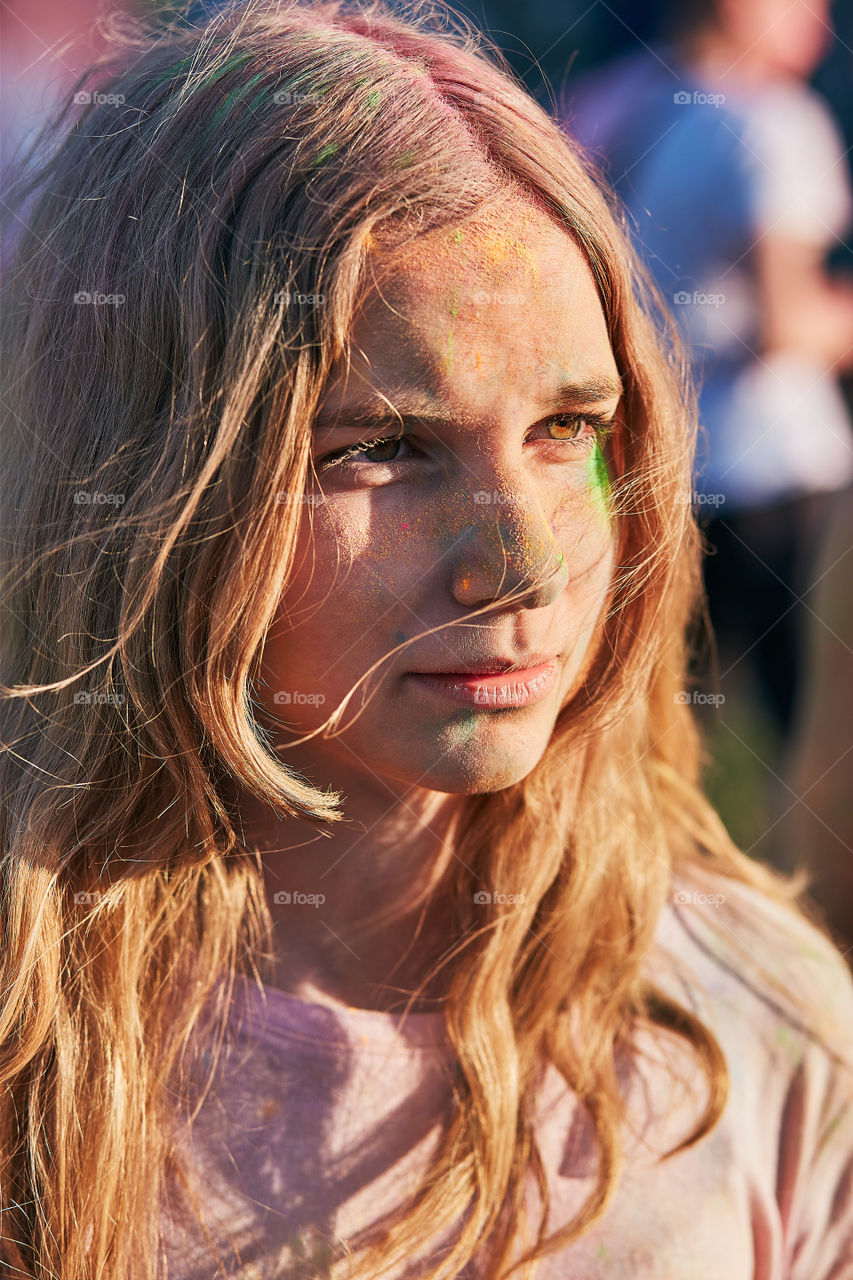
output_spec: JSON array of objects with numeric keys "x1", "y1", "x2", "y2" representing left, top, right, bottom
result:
[{"x1": 563, "y1": 0, "x2": 853, "y2": 864}]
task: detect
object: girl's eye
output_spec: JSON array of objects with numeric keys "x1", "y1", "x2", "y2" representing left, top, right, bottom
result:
[
  {"x1": 315, "y1": 413, "x2": 615, "y2": 476},
  {"x1": 317, "y1": 433, "x2": 408, "y2": 471},
  {"x1": 538, "y1": 412, "x2": 614, "y2": 447},
  {"x1": 359, "y1": 435, "x2": 405, "y2": 463},
  {"x1": 546, "y1": 414, "x2": 585, "y2": 441}
]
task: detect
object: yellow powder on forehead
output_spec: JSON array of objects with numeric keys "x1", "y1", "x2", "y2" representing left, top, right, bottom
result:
[
  {"x1": 441, "y1": 203, "x2": 546, "y2": 284},
  {"x1": 467, "y1": 228, "x2": 543, "y2": 283},
  {"x1": 364, "y1": 199, "x2": 562, "y2": 299}
]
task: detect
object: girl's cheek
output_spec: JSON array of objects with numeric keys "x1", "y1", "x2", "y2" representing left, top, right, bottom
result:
[
  {"x1": 287, "y1": 501, "x2": 373, "y2": 597},
  {"x1": 550, "y1": 477, "x2": 614, "y2": 560},
  {"x1": 306, "y1": 464, "x2": 615, "y2": 602}
]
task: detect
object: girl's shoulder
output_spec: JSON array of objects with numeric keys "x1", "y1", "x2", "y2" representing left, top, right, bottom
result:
[
  {"x1": 658, "y1": 861, "x2": 853, "y2": 1074},
  {"x1": 645, "y1": 865, "x2": 853, "y2": 1279}
]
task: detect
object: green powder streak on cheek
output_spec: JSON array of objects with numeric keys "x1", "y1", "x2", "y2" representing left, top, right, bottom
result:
[
  {"x1": 442, "y1": 328, "x2": 454, "y2": 375},
  {"x1": 587, "y1": 441, "x2": 612, "y2": 525},
  {"x1": 446, "y1": 709, "x2": 479, "y2": 744}
]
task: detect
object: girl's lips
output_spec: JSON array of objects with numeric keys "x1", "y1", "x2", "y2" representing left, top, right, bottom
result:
[{"x1": 406, "y1": 660, "x2": 559, "y2": 708}]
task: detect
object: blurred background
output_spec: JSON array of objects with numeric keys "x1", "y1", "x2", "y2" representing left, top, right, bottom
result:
[{"x1": 3, "y1": 0, "x2": 852, "y2": 956}]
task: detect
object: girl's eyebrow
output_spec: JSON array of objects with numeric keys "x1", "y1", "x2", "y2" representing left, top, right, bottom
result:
[
  {"x1": 549, "y1": 373, "x2": 624, "y2": 406},
  {"x1": 313, "y1": 374, "x2": 624, "y2": 437}
]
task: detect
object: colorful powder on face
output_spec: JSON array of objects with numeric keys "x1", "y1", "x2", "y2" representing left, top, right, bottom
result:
[
  {"x1": 587, "y1": 441, "x2": 612, "y2": 523},
  {"x1": 442, "y1": 329, "x2": 454, "y2": 375},
  {"x1": 457, "y1": 709, "x2": 478, "y2": 733},
  {"x1": 470, "y1": 221, "x2": 542, "y2": 286}
]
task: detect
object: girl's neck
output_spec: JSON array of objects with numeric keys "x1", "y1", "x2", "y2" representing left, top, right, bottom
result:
[{"x1": 228, "y1": 776, "x2": 470, "y2": 1012}]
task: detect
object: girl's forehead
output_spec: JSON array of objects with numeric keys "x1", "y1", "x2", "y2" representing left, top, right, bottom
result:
[
  {"x1": 322, "y1": 239, "x2": 618, "y2": 427},
  {"x1": 366, "y1": 201, "x2": 586, "y2": 290},
  {"x1": 338, "y1": 210, "x2": 616, "y2": 400}
]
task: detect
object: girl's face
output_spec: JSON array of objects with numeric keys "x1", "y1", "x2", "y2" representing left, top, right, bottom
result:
[{"x1": 258, "y1": 205, "x2": 622, "y2": 795}]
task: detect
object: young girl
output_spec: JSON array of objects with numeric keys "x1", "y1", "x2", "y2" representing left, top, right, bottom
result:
[{"x1": 1, "y1": 3, "x2": 851, "y2": 1278}]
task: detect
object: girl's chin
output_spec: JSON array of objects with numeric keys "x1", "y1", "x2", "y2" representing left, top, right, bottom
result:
[{"x1": 370, "y1": 735, "x2": 553, "y2": 796}]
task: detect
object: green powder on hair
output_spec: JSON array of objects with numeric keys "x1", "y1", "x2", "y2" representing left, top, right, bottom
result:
[
  {"x1": 309, "y1": 142, "x2": 340, "y2": 168},
  {"x1": 392, "y1": 148, "x2": 417, "y2": 168}
]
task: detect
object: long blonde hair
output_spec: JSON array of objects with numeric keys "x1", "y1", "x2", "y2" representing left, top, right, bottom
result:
[{"x1": 0, "y1": 2, "x2": 838, "y2": 1278}]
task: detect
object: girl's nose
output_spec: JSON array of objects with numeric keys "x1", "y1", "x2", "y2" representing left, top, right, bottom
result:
[{"x1": 449, "y1": 495, "x2": 568, "y2": 610}]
